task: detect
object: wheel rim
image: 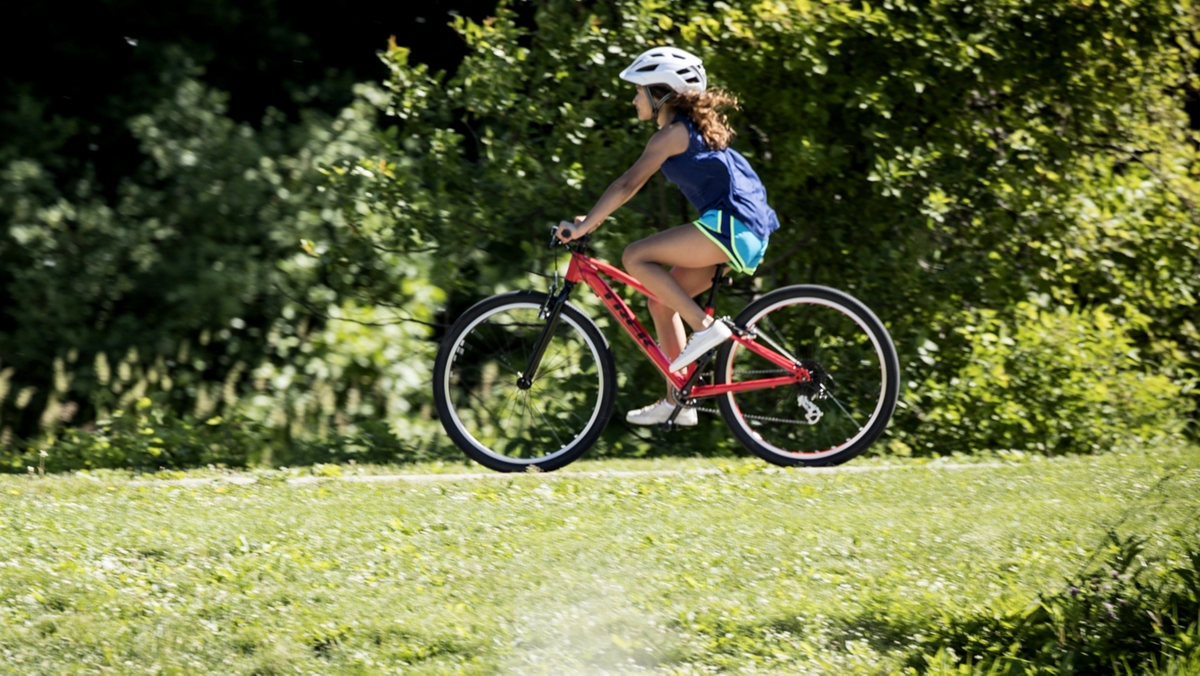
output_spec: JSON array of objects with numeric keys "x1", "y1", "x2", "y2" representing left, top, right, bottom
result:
[
  {"x1": 443, "y1": 302, "x2": 606, "y2": 464},
  {"x1": 723, "y1": 296, "x2": 890, "y2": 459}
]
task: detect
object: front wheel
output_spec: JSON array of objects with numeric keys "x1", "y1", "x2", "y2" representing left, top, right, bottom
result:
[
  {"x1": 714, "y1": 285, "x2": 900, "y2": 466},
  {"x1": 433, "y1": 291, "x2": 616, "y2": 472}
]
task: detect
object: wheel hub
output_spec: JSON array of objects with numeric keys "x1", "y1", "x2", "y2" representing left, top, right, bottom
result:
[{"x1": 794, "y1": 360, "x2": 830, "y2": 399}]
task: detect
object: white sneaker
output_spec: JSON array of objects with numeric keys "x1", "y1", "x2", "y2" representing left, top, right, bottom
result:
[
  {"x1": 625, "y1": 400, "x2": 698, "y2": 426},
  {"x1": 668, "y1": 321, "x2": 733, "y2": 372}
]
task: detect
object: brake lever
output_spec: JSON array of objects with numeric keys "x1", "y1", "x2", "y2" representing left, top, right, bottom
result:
[
  {"x1": 548, "y1": 225, "x2": 569, "y2": 250},
  {"x1": 549, "y1": 225, "x2": 587, "y2": 250}
]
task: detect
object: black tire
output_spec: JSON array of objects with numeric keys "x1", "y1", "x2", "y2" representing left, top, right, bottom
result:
[
  {"x1": 432, "y1": 291, "x2": 616, "y2": 472},
  {"x1": 714, "y1": 285, "x2": 900, "y2": 466}
]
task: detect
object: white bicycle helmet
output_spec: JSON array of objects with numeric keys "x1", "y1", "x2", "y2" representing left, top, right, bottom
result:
[{"x1": 618, "y1": 46, "x2": 707, "y2": 94}]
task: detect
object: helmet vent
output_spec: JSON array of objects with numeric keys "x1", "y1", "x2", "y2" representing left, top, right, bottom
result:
[{"x1": 636, "y1": 65, "x2": 658, "y2": 72}]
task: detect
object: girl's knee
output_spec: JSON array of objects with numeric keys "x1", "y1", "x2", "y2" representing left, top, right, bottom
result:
[{"x1": 622, "y1": 241, "x2": 647, "y2": 269}]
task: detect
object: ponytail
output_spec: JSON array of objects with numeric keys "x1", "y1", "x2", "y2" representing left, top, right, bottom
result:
[{"x1": 649, "y1": 85, "x2": 740, "y2": 150}]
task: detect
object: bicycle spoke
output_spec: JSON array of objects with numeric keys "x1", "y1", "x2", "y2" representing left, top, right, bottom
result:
[
  {"x1": 826, "y1": 391, "x2": 863, "y2": 429},
  {"x1": 497, "y1": 384, "x2": 523, "y2": 440},
  {"x1": 468, "y1": 380, "x2": 518, "y2": 442},
  {"x1": 535, "y1": 342, "x2": 584, "y2": 381},
  {"x1": 528, "y1": 396, "x2": 565, "y2": 449},
  {"x1": 474, "y1": 327, "x2": 520, "y2": 375},
  {"x1": 753, "y1": 328, "x2": 801, "y2": 367}
]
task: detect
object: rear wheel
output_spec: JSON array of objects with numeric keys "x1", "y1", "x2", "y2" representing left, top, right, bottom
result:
[
  {"x1": 433, "y1": 291, "x2": 616, "y2": 472},
  {"x1": 714, "y1": 285, "x2": 899, "y2": 466}
]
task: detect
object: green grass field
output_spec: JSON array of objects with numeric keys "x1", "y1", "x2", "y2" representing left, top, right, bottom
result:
[{"x1": 1, "y1": 447, "x2": 1197, "y2": 674}]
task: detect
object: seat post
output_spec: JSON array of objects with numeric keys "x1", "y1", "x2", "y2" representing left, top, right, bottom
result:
[{"x1": 703, "y1": 265, "x2": 726, "y2": 315}]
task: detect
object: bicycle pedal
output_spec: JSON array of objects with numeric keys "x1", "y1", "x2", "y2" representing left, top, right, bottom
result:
[{"x1": 657, "y1": 421, "x2": 680, "y2": 432}]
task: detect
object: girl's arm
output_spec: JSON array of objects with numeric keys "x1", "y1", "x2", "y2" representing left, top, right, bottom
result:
[{"x1": 558, "y1": 122, "x2": 689, "y2": 241}]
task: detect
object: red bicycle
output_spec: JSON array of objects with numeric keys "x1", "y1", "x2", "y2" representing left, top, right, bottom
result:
[{"x1": 433, "y1": 228, "x2": 899, "y2": 472}]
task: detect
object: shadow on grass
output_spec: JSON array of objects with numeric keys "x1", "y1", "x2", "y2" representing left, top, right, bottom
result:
[{"x1": 665, "y1": 534, "x2": 1200, "y2": 674}]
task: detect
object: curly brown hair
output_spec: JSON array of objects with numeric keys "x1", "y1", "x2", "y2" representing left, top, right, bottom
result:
[{"x1": 648, "y1": 85, "x2": 740, "y2": 150}]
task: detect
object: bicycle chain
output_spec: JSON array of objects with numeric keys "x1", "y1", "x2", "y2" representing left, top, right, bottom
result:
[
  {"x1": 684, "y1": 368, "x2": 808, "y2": 425},
  {"x1": 689, "y1": 406, "x2": 809, "y2": 425},
  {"x1": 668, "y1": 355, "x2": 826, "y2": 427}
]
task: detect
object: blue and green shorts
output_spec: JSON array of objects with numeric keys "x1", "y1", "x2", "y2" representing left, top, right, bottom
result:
[{"x1": 693, "y1": 209, "x2": 768, "y2": 274}]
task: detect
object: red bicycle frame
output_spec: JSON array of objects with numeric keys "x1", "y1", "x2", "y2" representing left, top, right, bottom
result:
[{"x1": 563, "y1": 250, "x2": 810, "y2": 397}]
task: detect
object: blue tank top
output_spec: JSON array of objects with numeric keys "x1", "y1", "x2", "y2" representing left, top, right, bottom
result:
[{"x1": 658, "y1": 114, "x2": 780, "y2": 240}]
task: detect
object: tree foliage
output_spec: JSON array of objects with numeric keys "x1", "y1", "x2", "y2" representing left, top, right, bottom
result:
[{"x1": 0, "y1": 75, "x2": 445, "y2": 468}]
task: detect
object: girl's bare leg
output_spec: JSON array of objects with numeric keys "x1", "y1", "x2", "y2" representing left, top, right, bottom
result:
[
  {"x1": 624, "y1": 224, "x2": 730, "y2": 404},
  {"x1": 622, "y1": 224, "x2": 729, "y2": 331},
  {"x1": 648, "y1": 266, "x2": 716, "y2": 403}
]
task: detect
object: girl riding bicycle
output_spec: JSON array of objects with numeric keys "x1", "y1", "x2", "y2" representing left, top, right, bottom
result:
[
  {"x1": 555, "y1": 46, "x2": 780, "y2": 427},
  {"x1": 434, "y1": 48, "x2": 898, "y2": 471}
]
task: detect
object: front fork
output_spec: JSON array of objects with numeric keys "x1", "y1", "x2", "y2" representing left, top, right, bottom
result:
[{"x1": 516, "y1": 283, "x2": 576, "y2": 390}]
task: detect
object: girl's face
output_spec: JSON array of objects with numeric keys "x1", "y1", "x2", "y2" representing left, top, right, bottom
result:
[{"x1": 632, "y1": 85, "x2": 653, "y2": 122}]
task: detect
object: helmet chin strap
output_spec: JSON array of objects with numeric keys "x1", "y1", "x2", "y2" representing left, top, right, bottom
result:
[{"x1": 649, "y1": 90, "x2": 674, "y2": 122}]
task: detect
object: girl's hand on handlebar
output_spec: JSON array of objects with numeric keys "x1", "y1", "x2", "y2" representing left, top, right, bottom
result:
[{"x1": 556, "y1": 216, "x2": 588, "y2": 243}]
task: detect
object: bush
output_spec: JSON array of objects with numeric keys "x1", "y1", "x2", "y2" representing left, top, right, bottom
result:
[
  {"x1": 910, "y1": 533, "x2": 1200, "y2": 674},
  {"x1": 896, "y1": 302, "x2": 1190, "y2": 456},
  {"x1": 2, "y1": 397, "x2": 459, "y2": 474},
  {"x1": 275, "y1": 418, "x2": 460, "y2": 468},
  {"x1": 3, "y1": 396, "x2": 268, "y2": 473}
]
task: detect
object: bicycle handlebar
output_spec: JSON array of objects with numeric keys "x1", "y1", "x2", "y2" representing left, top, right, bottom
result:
[{"x1": 549, "y1": 225, "x2": 584, "y2": 250}]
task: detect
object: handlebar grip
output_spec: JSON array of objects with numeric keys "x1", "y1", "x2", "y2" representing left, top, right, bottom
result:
[{"x1": 560, "y1": 227, "x2": 573, "y2": 240}]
